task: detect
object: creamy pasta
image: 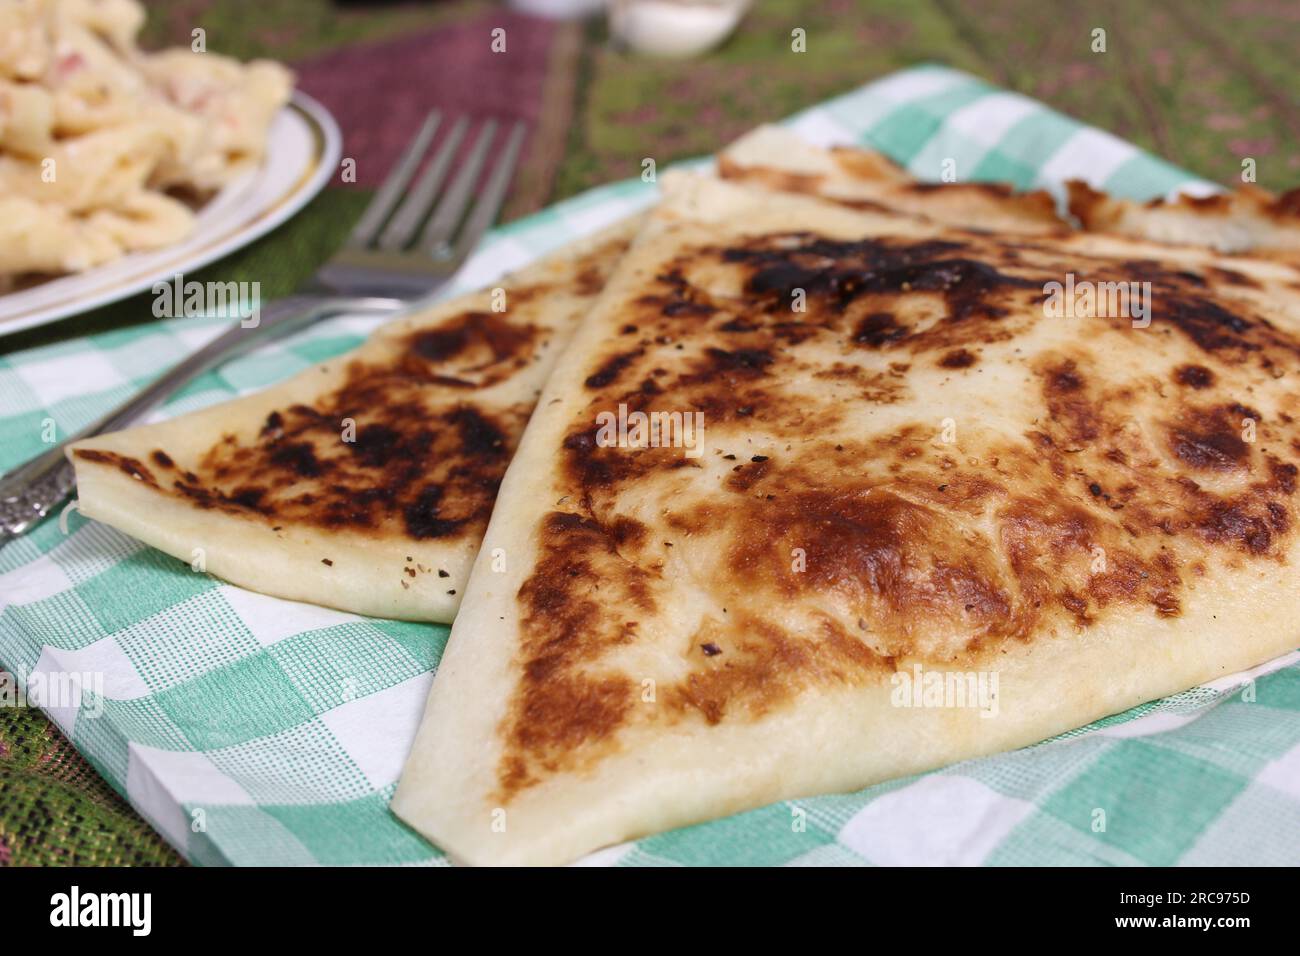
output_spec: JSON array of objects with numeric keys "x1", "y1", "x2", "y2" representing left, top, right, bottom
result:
[{"x1": 0, "y1": 0, "x2": 292, "y2": 283}]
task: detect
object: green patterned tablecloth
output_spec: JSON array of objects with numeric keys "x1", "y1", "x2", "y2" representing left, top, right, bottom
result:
[{"x1": 3, "y1": 62, "x2": 1299, "y2": 866}]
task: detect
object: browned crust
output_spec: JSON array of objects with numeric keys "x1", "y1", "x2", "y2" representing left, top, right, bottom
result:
[
  {"x1": 493, "y1": 225, "x2": 1300, "y2": 801},
  {"x1": 828, "y1": 145, "x2": 914, "y2": 184},
  {"x1": 715, "y1": 154, "x2": 826, "y2": 196},
  {"x1": 76, "y1": 314, "x2": 536, "y2": 545},
  {"x1": 1068, "y1": 179, "x2": 1300, "y2": 254},
  {"x1": 74, "y1": 234, "x2": 632, "y2": 548}
]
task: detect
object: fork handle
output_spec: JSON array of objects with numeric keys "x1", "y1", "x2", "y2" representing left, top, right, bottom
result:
[{"x1": 0, "y1": 293, "x2": 402, "y2": 543}]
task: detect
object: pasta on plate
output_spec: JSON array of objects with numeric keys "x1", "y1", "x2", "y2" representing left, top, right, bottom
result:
[{"x1": 0, "y1": 0, "x2": 292, "y2": 284}]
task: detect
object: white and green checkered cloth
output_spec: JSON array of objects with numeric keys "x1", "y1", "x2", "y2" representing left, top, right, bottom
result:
[{"x1": 3, "y1": 65, "x2": 1299, "y2": 866}]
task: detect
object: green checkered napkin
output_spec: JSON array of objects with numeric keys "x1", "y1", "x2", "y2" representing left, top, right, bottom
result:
[{"x1": 3, "y1": 64, "x2": 1298, "y2": 866}]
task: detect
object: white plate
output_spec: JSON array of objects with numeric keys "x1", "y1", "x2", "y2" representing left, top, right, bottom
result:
[{"x1": 0, "y1": 92, "x2": 342, "y2": 338}]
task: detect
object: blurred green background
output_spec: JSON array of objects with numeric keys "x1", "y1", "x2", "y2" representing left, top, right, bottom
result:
[{"x1": 136, "y1": 0, "x2": 1298, "y2": 197}]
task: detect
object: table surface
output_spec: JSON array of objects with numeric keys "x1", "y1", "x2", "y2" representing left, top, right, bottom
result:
[{"x1": 1, "y1": 0, "x2": 1297, "y2": 866}]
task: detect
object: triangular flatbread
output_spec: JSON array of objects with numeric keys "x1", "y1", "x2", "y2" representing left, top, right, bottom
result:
[
  {"x1": 395, "y1": 172, "x2": 1300, "y2": 864},
  {"x1": 68, "y1": 220, "x2": 636, "y2": 621}
]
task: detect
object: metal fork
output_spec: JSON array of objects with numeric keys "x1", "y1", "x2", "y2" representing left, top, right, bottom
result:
[{"x1": 0, "y1": 111, "x2": 527, "y2": 544}]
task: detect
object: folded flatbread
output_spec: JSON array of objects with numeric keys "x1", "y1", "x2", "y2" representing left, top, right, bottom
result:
[
  {"x1": 718, "y1": 124, "x2": 1066, "y2": 234},
  {"x1": 395, "y1": 169, "x2": 1300, "y2": 865},
  {"x1": 68, "y1": 220, "x2": 636, "y2": 621},
  {"x1": 1068, "y1": 178, "x2": 1300, "y2": 254}
]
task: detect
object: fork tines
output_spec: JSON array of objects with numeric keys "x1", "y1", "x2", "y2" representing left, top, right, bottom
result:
[{"x1": 348, "y1": 110, "x2": 528, "y2": 262}]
